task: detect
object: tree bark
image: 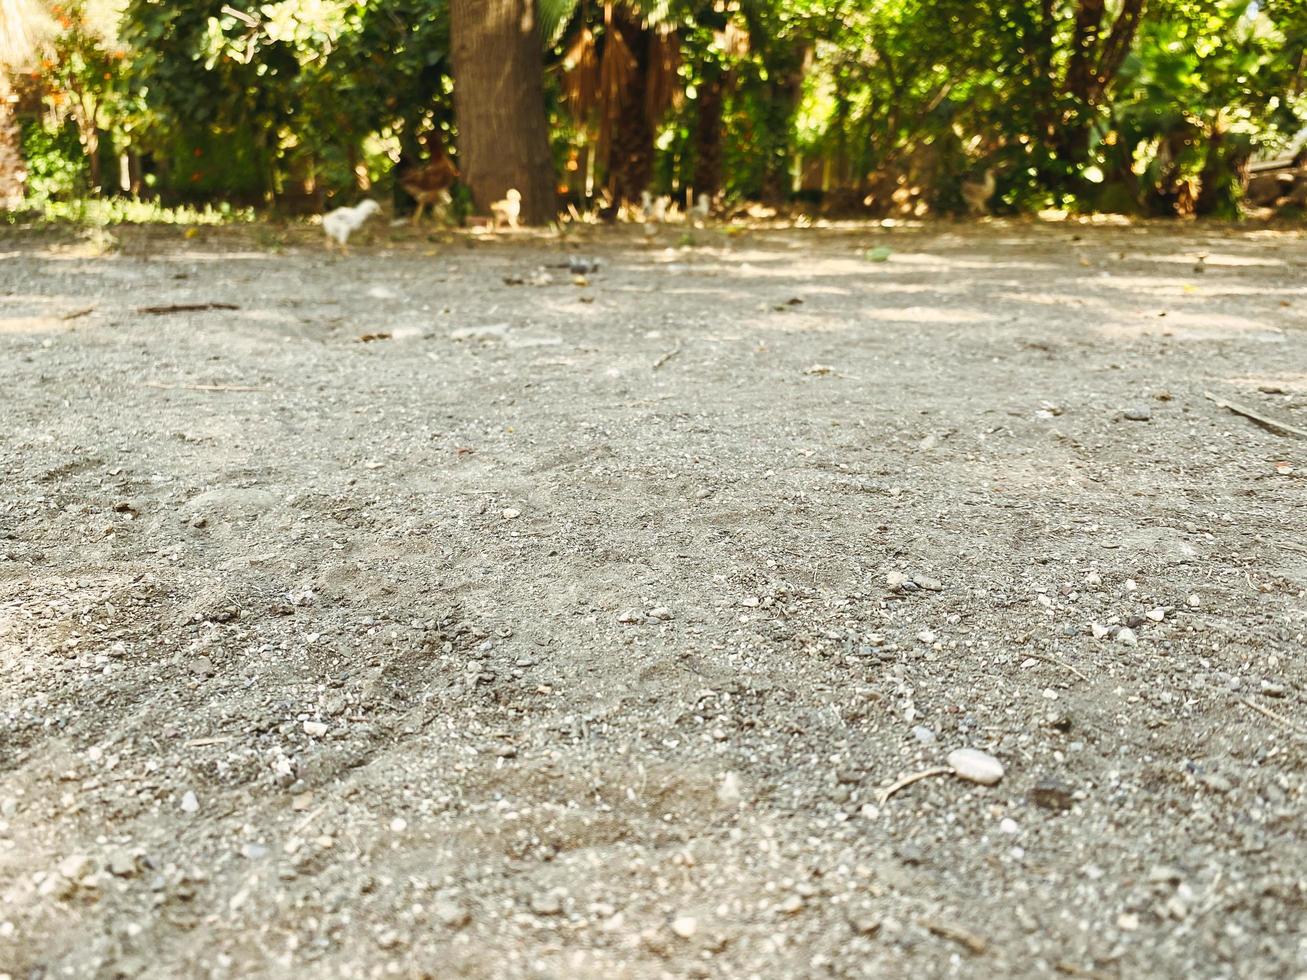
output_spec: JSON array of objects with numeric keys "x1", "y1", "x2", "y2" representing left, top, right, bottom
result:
[
  {"x1": 606, "y1": 7, "x2": 654, "y2": 206},
  {"x1": 692, "y1": 68, "x2": 723, "y2": 198},
  {"x1": 449, "y1": 0, "x2": 556, "y2": 224}
]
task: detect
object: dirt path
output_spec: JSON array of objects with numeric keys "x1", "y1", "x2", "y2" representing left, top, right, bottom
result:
[{"x1": 1, "y1": 220, "x2": 1305, "y2": 979}]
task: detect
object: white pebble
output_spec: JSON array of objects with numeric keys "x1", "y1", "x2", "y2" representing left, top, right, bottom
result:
[
  {"x1": 303, "y1": 721, "x2": 328, "y2": 738},
  {"x1": 670, "y1": 915, "x2": 698, "y2": 939},
  {"x1": 1117, "y1": 627, "x2": 1138, "y2": 646},
  {"x1": 502, "y1": 508, "x2": 520, "y2": 520},
  {"x1": 180, "y1": 791, "x2": 199, "y2": 814},
  {"x1": 1147, "y1": 608, "x2": 1166, "y2": 622},
  {"x1": 999, "y1": 818, "x2": 1019, "y2": 834},
  {"x1": 947, "y1": 748, "x2": 1004, "y2": 786},
  {"x1": 1091, "y1": 623, "x2": 1110, "y2": 639},
  {"x1": 1187, "y1": 594, "x2": 1200, "y2": 608}
]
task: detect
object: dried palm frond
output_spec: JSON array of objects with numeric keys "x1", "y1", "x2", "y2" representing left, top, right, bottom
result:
[{"x1": 644, "y1": 24, "x2": 680, "y2": 124}]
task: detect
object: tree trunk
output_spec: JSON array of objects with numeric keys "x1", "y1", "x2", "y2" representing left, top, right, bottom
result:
[
  {"x1": 692, "y1": 68, "x2": 723, "y2": 199},
  {"x1": 606, "y1": 7, "x2": 654, "y2": 206},
  {"x1": 0, "y1": 76, "x2": 24, "y2": 207},
  {"x1": 449, "y1": 0, "x2": 556, "y2": 224}
]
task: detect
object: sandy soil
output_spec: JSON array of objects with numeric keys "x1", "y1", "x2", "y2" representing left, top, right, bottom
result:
[{"x1": 1, "y1": 218, "x2": 1305, "y2": 980}]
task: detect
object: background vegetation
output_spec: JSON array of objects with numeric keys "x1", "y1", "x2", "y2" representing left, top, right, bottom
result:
[{"x1": 2, "y1": 0, "x2": 1306, "y2": 220}]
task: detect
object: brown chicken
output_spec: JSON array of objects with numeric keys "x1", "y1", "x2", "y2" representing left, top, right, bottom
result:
[{"x1": 400, "y1": 152, "x2": 459, "y2": 224}]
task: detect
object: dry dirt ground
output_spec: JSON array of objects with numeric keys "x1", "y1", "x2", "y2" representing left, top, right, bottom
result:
[{"x1": 1, "y1": 218, "x2": 1305, "y2": 980}]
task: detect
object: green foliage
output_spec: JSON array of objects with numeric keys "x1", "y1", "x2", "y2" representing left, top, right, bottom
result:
[
  {"x1": 20, "y1": 118, "x2": 85, "y2": 199},
  {"x1": 11, "y1": 0, "x2": 1307, "y2": 218}
]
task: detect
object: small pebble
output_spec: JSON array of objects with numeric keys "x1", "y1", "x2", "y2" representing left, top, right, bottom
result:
[
  {"x1": 947, "y1": 748, "x2": 1004, "y2": 786},
  {"x1": 1091, "y1": 622, "x2": 1110, "y2": 639},
  {"x1": 180, "y1": 791, "x2": 199, "y2": 814},
  {"x1": 913, "y1": 575, "x2": 943, "y2": 591},
  {"x1": 1117, "y1": 627, "x2": 1138, "y2": 646},
  {"x1": 303, "y1": 721, "x2": 328, "y2": 738},
  {"x1": 1146, "y1": 608, "x2": 1166, "y2": 622},
  {"x1": 434, "y1": 899, "x2": 470, "y2": 929},
  {"x1": 501, "y1": 508, "x2": 520, "y2": 520},
  {"x1": 647, "y1": 606, "x2": 673, "y2": 621},
  {"x1": 999, "y1": 818, "x2": 1019, "y2": 834},
  {"x1": 912, "y1": 726, "x2": 937, "y2": 745},
  {"x1": 1123, "y1": 406, "x2": 1152, "y2": 421},
  {"x1": 1187, "y1": 594, "x2": 1200, "y2": 608},
  {"x1": 530, "y1": 891, "x2": 563, "y2": 916},
  {"x1": 670, "y1": 915, "x2": 698, "y2": 939}
]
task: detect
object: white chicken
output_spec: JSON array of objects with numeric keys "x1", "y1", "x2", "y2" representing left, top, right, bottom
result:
[
  {"x1": 691, "y1": 193, "x2": 711, "y2": 223},
  {"x1": 323, "y1": 199, "x2": 380, "y2": 250},
  {"x1": 491, "y1": 189, "x2": 522, "y2": 230}
]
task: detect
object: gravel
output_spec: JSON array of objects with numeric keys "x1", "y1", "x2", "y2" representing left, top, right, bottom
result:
[{"x1": 0, "y1": 220, "x2": 1304, "y2": 979}]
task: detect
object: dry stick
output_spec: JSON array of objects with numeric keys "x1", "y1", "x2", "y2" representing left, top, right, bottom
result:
[
  {"x1": 1025, "y1": 652, "x2": 1091, "y2": 683},
  {"x1": 1239, "y1": 696, "x2": 1307, "y2": 736},
  {"x1": 1204, "y1": 390, "x2": 1307, "y2": 439},
  {"x1": 61, "y1": 307, "x2": 94, "y2": 321},
  {"x1": 143, "y1": 381, "x2": 266, "y2": 392},
  {"x1": 877, "y1": 766, "x2": 953, "y2": 806},
  {"x1": 922, "y1": 919, "x2": 988, "y2": 955},
  {"x1": 137, "y1": 302, "x2": 240, "y2": 315},
  {"x1": 652, "y1": 344, "x2": 683, "y2": 371}
]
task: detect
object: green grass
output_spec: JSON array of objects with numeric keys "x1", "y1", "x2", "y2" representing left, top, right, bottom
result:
[{"x1": 2, "y1": 197, "x2": 256, "y2": 227}]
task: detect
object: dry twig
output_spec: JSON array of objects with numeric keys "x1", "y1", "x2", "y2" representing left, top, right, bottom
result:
[
  {"x1": 877, "y1": 766, "x2": 953, "y2": 805},
  {"x1": 1205, "y1": 391, "x2": 1307, "y2": 439},
  {"x1": 143, "y1": 381, "x2": 266, "y2": 392},
  {"x1": 652, "y1": 344, "x2": 683, "y2": 371}
]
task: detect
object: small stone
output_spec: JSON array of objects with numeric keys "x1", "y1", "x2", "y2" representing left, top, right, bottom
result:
[
  {"x1": 302, "y1": 721, "x2": 328, "y2": 738},
  {"x1": 1117, "y1": 627, "x2": 1138, "y2": 646},
  {"x1": 848, "y1": 913, "x2": 882, "y2": 936},
  {"x1": 1029, "y1": 779, "x2": 1074, "y2": 812},
  {"x1": 58, "y1": 854, "x2": 92, "y2": 881},
  {"x1": 947, "y1": 748, "x2": 1004, "y2": 786},
  {"x1": 501, "y1": 508, "x2": 520, "y2": 520},
  {"x1": 916, "y1": 629, "x2": 937, "y2": 644},
  {"x1": 180, "y1": 791, "x2": 199, "y2": 814},
  {"x1": 189, "y1": 656, "x2": 214, "y2": 677},
  {"x1": 1117, "y1": 913, "x2": 1140, "y2": 932},
  {"x1": 1186, "y1": 594, "x2": 1200, "y2": 608},
  {"x1": 717, "y1": 771, "x2": 742, "y2": 805},
  {"x1": 912, "y1": 575, "x2": 943, "y2": 591},
  {"x1": 434, "y1": 899, "x2": 470, "y2": 929},
  {"x1": 647, "y1": 606, "x2": 673, "y2": 621},
  {"x1": 1084, "y1": 571, "x2": 1102, "y2": 586},
  {"x1": 886, "y1": 570, "x2": 910, "y2": 590},
  {"x1": 1146, "y1": 608, "x2": 1166, "y2": 622},
  {"x1": 1091, "y1": 622, "x2": 1110, "y2": 639},
  {"x1": 999, "y1": 818, "x2": 1019, "y2": 834},
  {"x1": 390, "y1": 817, "x2": 408, "y2": 833},
  {"x1": 912, "y1": 726, "x2": 937, "y2": 745},
  {"x1": 670, "y1": 915, "x2": 698, "y2": 939},
  {"x1": 106, "y1": 849, "x2": 136, "y2": 877},
  {"x1": 1199, "y1": 772, "x2": 1233, "y2": 794},
  {"x1": 1123, "y1": 406, "x2": 1152, "y2": 421},
  {"x1": 530, "y1": 891, "x2": 563, "y2": 916},
  {"x1": 1261, "y1": 682, "x2": 1287, "y2": 698},
  {"x1": 616, "y1": 609, "x2": 646, "y2": 625},
  {"x1": 777, "y1": 894, "x2": 804, "y2": 915}
]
